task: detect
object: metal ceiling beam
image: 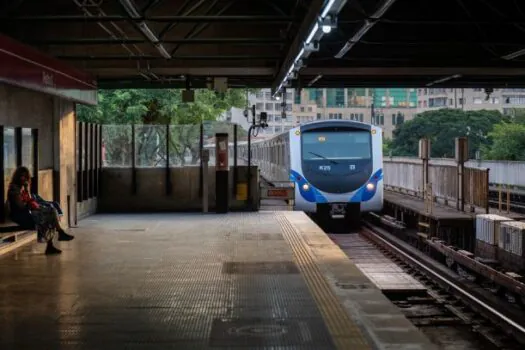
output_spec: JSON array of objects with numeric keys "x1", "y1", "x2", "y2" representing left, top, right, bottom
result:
[
  {"x1": 5, "y1": 15, "x2": 296, "y2": 23},
  {"x1": 88, "y1": 67, "x2": 275, "y2": 76},
  {"x1": 158, "y1": 0, "x2": 208, "y2": 39},
  {"x1": 301, "y1": 67, "x2": 525, "y2": 76},
  {"x1": 57, "y1": 54, "x2": 281, "y2": 60},
  {"x1": 30, "y1": 38, "x2": 286, "y2": 45},
  {"x1": 271, "y1": 0, "x2": 326, "y2": 94}
]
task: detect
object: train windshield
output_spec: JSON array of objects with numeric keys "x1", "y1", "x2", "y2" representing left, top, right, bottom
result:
[{"x1": 302, "y1": 131, "x2": 371, "y2": 160}]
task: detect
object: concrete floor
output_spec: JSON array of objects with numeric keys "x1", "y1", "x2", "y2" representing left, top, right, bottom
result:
[{"x1": 0, "y1": 212, "x2": 436, "y2": 350}]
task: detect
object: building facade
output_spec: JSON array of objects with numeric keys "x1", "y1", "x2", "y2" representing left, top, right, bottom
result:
[{"x1": 417, "y1": 88, "x2": 525, "y2": 115}]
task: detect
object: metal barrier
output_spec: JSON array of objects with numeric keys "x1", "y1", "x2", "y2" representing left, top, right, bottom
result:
[
  {"x1": 384, "y1": 158, "x2": 489, "y2": 213},
  {"x1": 259, "y1": 181, "x2": 295, "y2": 210}
]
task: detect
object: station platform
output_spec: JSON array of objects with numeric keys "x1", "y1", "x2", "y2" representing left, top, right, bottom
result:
[{"x1": 0, "y1": 212, "x2": 436, "y2": 349}]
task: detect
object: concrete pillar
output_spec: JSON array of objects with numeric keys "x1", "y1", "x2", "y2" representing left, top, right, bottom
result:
[{"x1": 53, "y1": 97, "x2": 77, "y2": 227}]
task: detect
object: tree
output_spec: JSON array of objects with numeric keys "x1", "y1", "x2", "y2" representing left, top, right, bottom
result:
[
  {"x1": 482, "y1": 122, "x2": 525, "y2": 160},
  {"x1": 77, "y1": 88, "x2": 253, "y2": 166},
  {"x1": 390, "y1": 109, "x2": 508, "y2": 158}
]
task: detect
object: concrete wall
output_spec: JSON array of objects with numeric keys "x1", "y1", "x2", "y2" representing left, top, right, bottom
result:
[
  {"x1": 0, "y1": 82, "x2": 80, "y2": 226},
  {"x1": 98, "y1": 166, "x2": 259, "y2": 212},
  {"x1": 0, "y1": 83, "x2": 54, "y2": 169}
]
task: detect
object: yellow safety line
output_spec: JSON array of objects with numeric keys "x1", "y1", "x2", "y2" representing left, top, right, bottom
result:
[{"x1": 276, "y1": 214, "x2": 371, "y2": 350}]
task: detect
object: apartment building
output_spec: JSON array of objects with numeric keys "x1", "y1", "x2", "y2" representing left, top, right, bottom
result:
[{"x1": 417, "y1": 88, "x2": 525, "y2": 114}]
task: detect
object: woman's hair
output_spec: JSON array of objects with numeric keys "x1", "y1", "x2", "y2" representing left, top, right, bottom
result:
[{"x1": 10, "y1": 166, "x2": 31, "y2": 186}]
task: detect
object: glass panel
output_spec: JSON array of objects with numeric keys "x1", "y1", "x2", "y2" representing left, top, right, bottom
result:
[
  {"x1": 135, "y1": 125, "x2": 167, "y2": 168},
  {"x1": 169, "y1": 124, "x2": 201, "y2": 167},
  {"x1": 4, "y1": 127, "x2": 16, "y2": 201},
  {"x1": 22, "y1": 128, "x2": 34, "y2": 175},
  {"x1": 302, "y1": 131, "x2": 371, "y2": 160},
  {"x1": 102, "y1": 125, "x2": 132, "y2": 167}
]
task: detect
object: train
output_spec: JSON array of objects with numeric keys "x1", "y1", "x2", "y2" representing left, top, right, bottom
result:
[{"x1": 239, "y1": 120, "x2": 383, "y2": 220}]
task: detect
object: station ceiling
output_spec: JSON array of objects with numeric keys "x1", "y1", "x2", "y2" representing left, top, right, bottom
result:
[{"x1": 2, "y1": 0, "x2": 525, "y2": 90}]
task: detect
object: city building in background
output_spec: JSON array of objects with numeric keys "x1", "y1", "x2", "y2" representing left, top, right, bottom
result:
[
  {"x1": 219, "y1": 87, "x2": 525, "y2": 140},
  {"x1": 417, "y1": 88, "x2": 525, "y2": 115}
]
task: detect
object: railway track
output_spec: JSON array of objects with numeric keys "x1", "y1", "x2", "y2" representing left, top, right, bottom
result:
[{"x1": 357, "y1": 218, "x2": 525, "y2": 349}]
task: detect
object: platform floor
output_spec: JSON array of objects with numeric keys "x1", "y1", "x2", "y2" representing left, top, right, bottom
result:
[
  {"x1": 0, "y1": 212, "x2": 436, "y2": 350},
  {"x1": 329, "y1": 234, "x2": 426, "y2": 294},
  {"x1": 386, "y1": 190, "x2": 525, "y2": 221}
]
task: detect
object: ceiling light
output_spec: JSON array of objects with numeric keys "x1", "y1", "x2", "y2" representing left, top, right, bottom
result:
[
  {"x1": 321, "y1": 0, "x2": 337, "y2": 18},
  {"x1": 370, "y1": 0, "x2": 397, "y2": 19},
  {"x1": 119, "y1": 0, "x2": 141, "y2": 18},
  {"x1": 322, "y1": 25, "x2": 332, "y2": 33},
  {"x1": 502, "y1": 48, "x2": 525, "y2": 60},
  {"x1": 156, "y1": 44, "x2": 171, "y2": 59},
  {"x1": 306, "y1": 23, "x2": 319, "y2": 44}
]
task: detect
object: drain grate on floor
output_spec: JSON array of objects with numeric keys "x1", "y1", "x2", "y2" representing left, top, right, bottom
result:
[
  {"x1": 335, "y1": 282, "x2": 373, "y2": 290},
  {"x1": 209, "y1": 317, "x2": 335, "y2": 348},
  {"x1": 222, "y1": 262, "x2": 299, "y2": 275}
]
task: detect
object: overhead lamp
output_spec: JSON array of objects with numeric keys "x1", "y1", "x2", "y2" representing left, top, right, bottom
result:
[
  {"x1": 502, "y1": 48, "x2": 525, "y2": 61},
  {"x1": 321, "y1": 0, "x2": 337, "y2": 18},
  {"x1": 294, "y1": 47, "x2": 305, "y2": 63},
  {"x1": 322, "y1": 24, "x2": 332, "y2": 33},
  {"x1": 139, "y1": 22, "x2": 159, "y2": 43},
  {"x1": 119, "y1": 0, "x2": 141, "y2": 18},
  {"x1": 370, "y1": 0, "x2": 397, "y2": 19},
  {"x1": 306, "y1": 22, "x2": 319, "y2": 44},
  {"x1": 156, "y1": 44, "x2": 171, "y2": 59}
]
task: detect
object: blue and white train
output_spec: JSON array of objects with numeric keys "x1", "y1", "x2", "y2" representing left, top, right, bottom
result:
[{"x1": 242, "y1": 120, "x2": 383, "y2": 219}]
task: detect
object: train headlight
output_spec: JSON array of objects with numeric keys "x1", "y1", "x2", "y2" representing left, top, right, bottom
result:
[
  {"x1": 366, "y1": 183, "x2": 375, "y2": 191},
  {"x1": 302, "y1": 183, "x2": 310, "y2": 191}
]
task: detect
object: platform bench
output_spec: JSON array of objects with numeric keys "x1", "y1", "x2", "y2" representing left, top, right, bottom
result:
[{"x1": 0, "y1": 221, "x2": 37, "y2": 256}]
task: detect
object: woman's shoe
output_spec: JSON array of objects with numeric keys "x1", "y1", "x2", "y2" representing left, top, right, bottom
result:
[
  {"x1": 45, "y1": 242, "x2": 62, "y2": 255},
  {"x1": 58, "y1": 229, "x2": 75, "y2": 241}
]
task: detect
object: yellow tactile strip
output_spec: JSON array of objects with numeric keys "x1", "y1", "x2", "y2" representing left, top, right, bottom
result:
[{"x1": 276, "y1": 214, "x2": 372, "y2": 350}]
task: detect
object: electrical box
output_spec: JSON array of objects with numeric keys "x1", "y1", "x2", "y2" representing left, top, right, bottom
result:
[
  {"x1": 418, "y1": 138, "x2": 431, "y2": 160},
  {"x1": 260, "y1": 112, "x2": 268, "y2": 124},
  {"x1": 215, "y1": 133, "x2": 229, "y2": 171},
  {"x1": 182, "y1": 90, "x2": 195, "y2": 102},
  {"x1": 455, "y1": 137, "x2": 468, "y2": 163}
]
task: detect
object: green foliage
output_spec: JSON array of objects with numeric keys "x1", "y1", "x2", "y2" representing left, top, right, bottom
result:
[
  {"x1": 390, "y1": 109, "x2": 507, "y2": 158},
  {"x1": 383, "y1": 138, "x2": 392, "y2": 156},
  {"x1": 482, "y1": 122, "x2": 525, "y2": 160},
  {"x1": 77, "y1": 88, "x2": 250, "y2": 124},
  {"x1": 85, "y1": 88, "x2": 253, "y2": 167}
]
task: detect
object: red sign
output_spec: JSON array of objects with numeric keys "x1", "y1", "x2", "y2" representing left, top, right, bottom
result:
[
  {"x1": 267, "y1": 189, "x2": 289, "y2": 198},
  {"x1": 0, "y1": 33, "x2": 97, "y2": 105}
]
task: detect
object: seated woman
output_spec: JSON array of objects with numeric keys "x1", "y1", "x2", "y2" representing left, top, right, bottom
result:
[{"x1": 7, "y1": 166, "x2": 74, "y2": 255}]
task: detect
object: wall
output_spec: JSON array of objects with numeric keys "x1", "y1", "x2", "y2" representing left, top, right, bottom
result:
[
  {"x1": 98, "y1": 166, "x2": 259, "y2": 212},
  {"x1": 0, "y1": 83, "x2": 54, "y2": 169},
  {"x1": 0, "y1": 82, "x2": 80, "y2": 226}
]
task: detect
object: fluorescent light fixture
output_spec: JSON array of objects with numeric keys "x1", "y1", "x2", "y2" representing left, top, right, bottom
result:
[
  {"x1": 119, "y1": 0, "x2": 141, "y2": 18},
  {"x1": 295, "y1": 47, "x2": 305, "y2": 63},
  {"x1": 426, "y1": 74, "x2": 462, "y2": 87},
  {"x1": 321, "y1": 0, "x2": 337, "y2": 18},
  {"x1": 308, "y1": 74, "x2": 323, "y2": 86},
  {"x1": 139, "y1": 22, "x2": 159, "y2": 43},
  {"x1": 371, "y1": 0, "x2": 397, "y2": 19},
  {"x1": 502, "y1": 48, "x2": 525, "y2": 60},
  {"x1": 334, "y1": 41, "x2": 354, "y2": 58},
  {"x1": 352, "y1": 20, "x2": 374, "y2": 42},
  {"x1": 322, "y1": 25, "x2": 332, "y2": 33},
  {"x1": 156, "y1": 44, "x2": 171, "y2": 59},
  {"x1": 306, "y1": 22, "x2": 319, "y2": 44}
]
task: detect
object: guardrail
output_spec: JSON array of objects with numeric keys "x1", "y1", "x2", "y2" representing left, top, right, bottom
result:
[{"x1": 384, "y1": 158, "x2": 489, "y2": 212}]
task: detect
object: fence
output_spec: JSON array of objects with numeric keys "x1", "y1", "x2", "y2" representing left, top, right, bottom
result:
[
  {"x1": 384, "y1": 158, "x2": 489, "y2": 211},
  {"x1": 98, "y1": 122, "x2": 257, "y2": 212},
  {"x1": 387, "y1": 156, "x2": 525, "y2": 188}
]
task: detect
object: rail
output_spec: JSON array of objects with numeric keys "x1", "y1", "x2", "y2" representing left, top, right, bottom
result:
[{"x1": 361, "y1": 218, "x2": 525, "y2": 342}]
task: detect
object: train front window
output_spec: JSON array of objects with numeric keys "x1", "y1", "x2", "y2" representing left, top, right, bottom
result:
[{"x1": 302, "y1": 131, "x2": 371, "y2": 160}]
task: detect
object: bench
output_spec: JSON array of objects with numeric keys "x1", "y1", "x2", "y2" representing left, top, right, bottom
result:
[{"x1": 0, "y1": 221, "x2": 37, "y2": 256}]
